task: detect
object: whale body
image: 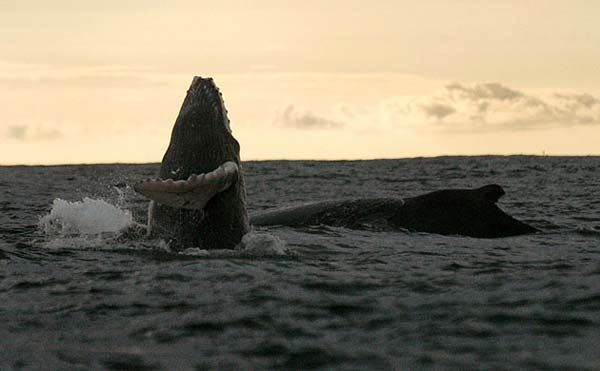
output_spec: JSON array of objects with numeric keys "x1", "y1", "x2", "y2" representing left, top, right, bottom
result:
[
  {"x1": 251, "y1": 184, "x2": 537, "y2": 238},
  {"x1": 134, "y1": 77, "x2": 537, "y2": 249},
  {"x1": 134, "y1": 77, "x2": 249, "y2": 250}
]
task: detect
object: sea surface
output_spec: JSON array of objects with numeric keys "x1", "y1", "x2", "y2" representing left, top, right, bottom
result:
[{"x1": 1, "y1": 156, "x2": 599, "y2": 370}]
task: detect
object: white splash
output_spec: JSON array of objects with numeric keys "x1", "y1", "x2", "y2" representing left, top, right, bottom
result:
[
  {"x1": 180, "y1": 231, "x2": 289, "y2": 257},
  {"x1": 238, "y1": 231, "x2": 288, "y2": 255},
  {"x1": 39, "y1": 197, "x2": 134, "y2": 236},
  {"x1": 38, "y1": 198, "x2": 290, "y2": 257}
]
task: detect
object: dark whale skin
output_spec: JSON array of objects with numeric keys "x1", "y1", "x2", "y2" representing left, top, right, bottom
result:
[
  {"x1": 251, "y1": 185, "x2": 537, "y2": 238},
  {"x1": 149, "y1": 77, "x2": 249, "y2": 250},
  {"x1": 143, "y1": 78, "x2": 535, "y2": 246}
]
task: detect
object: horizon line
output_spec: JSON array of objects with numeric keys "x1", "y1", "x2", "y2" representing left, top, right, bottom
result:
[{"x1": 2, "y1": 153, "x2": 600, "y2": 167}]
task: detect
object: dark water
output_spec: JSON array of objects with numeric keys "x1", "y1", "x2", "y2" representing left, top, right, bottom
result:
[{"x1": 1, "y1": 156, "x2": 599, "y2": 370}]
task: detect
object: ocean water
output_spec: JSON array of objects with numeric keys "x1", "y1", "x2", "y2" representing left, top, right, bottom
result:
[{"x1": 1, "y1": 156, "x2": 599, "y2": 370}]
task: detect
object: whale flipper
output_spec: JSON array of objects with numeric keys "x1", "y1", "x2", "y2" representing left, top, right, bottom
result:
[{"x1": 134, "y1": 161, "x2": 239, "y2": 210}]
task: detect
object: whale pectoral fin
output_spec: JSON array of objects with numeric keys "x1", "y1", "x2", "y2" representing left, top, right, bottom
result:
[{"x1": 133, "y1": 161, "x2": 239, "y2": 210}]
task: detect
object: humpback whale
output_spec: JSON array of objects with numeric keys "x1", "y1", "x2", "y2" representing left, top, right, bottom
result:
[
  {"x1": 134, "y1": 77, "x2": 249, "y2": 250},
  {"x1": 251, "y1": 184, "x2": 537, "y2": 238},
  {"x1": 134, "y1": 77, "x2": 537, "y2": 249}
]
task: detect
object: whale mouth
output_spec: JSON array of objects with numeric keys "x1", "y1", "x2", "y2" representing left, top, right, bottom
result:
[{"x1": 134, "y1": 161, "x2": 239, "y2": 210}]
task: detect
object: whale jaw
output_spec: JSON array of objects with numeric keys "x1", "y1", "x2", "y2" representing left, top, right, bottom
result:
[{"x1": 134, "y1": 161, "x2": 239, "y2": 210}]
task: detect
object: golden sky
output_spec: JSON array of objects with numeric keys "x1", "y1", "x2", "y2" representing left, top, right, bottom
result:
[{"x1": 2, "y1": 0, "x2": 600, "y2": 165}]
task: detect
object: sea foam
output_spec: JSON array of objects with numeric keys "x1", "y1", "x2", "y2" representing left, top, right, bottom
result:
[
  {"x1": 179, "y1": 231, "x2": 289, "y2": 257},
  {"x1": 38, "y1": 197, "x2": 289, "y2": 256},
  {"x1": 39, "y1": 197, "x2": 134, "y2": 236}
]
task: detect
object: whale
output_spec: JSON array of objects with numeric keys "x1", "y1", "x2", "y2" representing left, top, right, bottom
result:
[
  {"x1": 250, "y1": 184, "x2": 537, "y2": 238},
  {"x1": 134, "y1": 77, "x2": 249, "y2": 250},
  {"x1": 134, "y1": 77, "x2": 537, "y2": 249}
]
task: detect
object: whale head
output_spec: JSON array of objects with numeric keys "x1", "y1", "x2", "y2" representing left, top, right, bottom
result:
[
  {"x1": 136, "y1": 77, "x2": 249, "y2": 250},
  {"x1": 160, "y1": 77, "x2": 240, "y2": 179}
]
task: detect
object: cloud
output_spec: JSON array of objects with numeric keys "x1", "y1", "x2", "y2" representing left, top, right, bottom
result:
[
  {"x1": 272, "y1": 82, "x2": 600, "y2": 134},
  {"x1": 268, "y1": 81, "x2": 600, "y2": 135},
  {"x1": 396, "y1": 82, "x2": 600, "y2": 131},
  {"x1": 0, "y1": 60, "x2": 165, "y2": 89},
  {"x1": 446, "y1": 82, "x2": 524, "y2": 101},
  {"x1": 5, "y1": 124, "x2": 62, "y2": 141},
  {"x1": 0, "y1": 75, "x2": 166, "y2": 89},
  {"x1": 420, "y1": 102, "x2": 456, "y2": 119},
  {"x1": 6, "y1": 125, "x2": 28, "y2": 140},
  {"x1": 276, "y1": 82, "x2": 600, "y2": 133},
  {"x1": 276, "y1": 105, "x2": 343, "y2": 130}
]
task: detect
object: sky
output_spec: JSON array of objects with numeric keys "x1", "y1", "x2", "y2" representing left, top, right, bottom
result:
[{"x1": 2, "y1": 0, "x2": 600, "y2": 165}]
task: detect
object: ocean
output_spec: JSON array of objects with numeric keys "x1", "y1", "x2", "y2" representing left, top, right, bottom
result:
[{"x1": 1, "y1": 156, "x2": 599, "y2": 370}]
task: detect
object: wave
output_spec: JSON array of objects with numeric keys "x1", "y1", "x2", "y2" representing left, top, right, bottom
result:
[{"x1": 38, "y1": 197, "x2": 135, "y2": 235}]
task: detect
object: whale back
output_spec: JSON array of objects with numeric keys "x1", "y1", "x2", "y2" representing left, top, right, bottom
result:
[
  {"x1": 251, "y1": 184, "x2": 536, "y2": 238},
  {"x1": 251, "y1": 198, "x2": 405, "y2": 229},
  {"x1": 391, "y1": 184, "x2": 536, "y2": 238}
]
